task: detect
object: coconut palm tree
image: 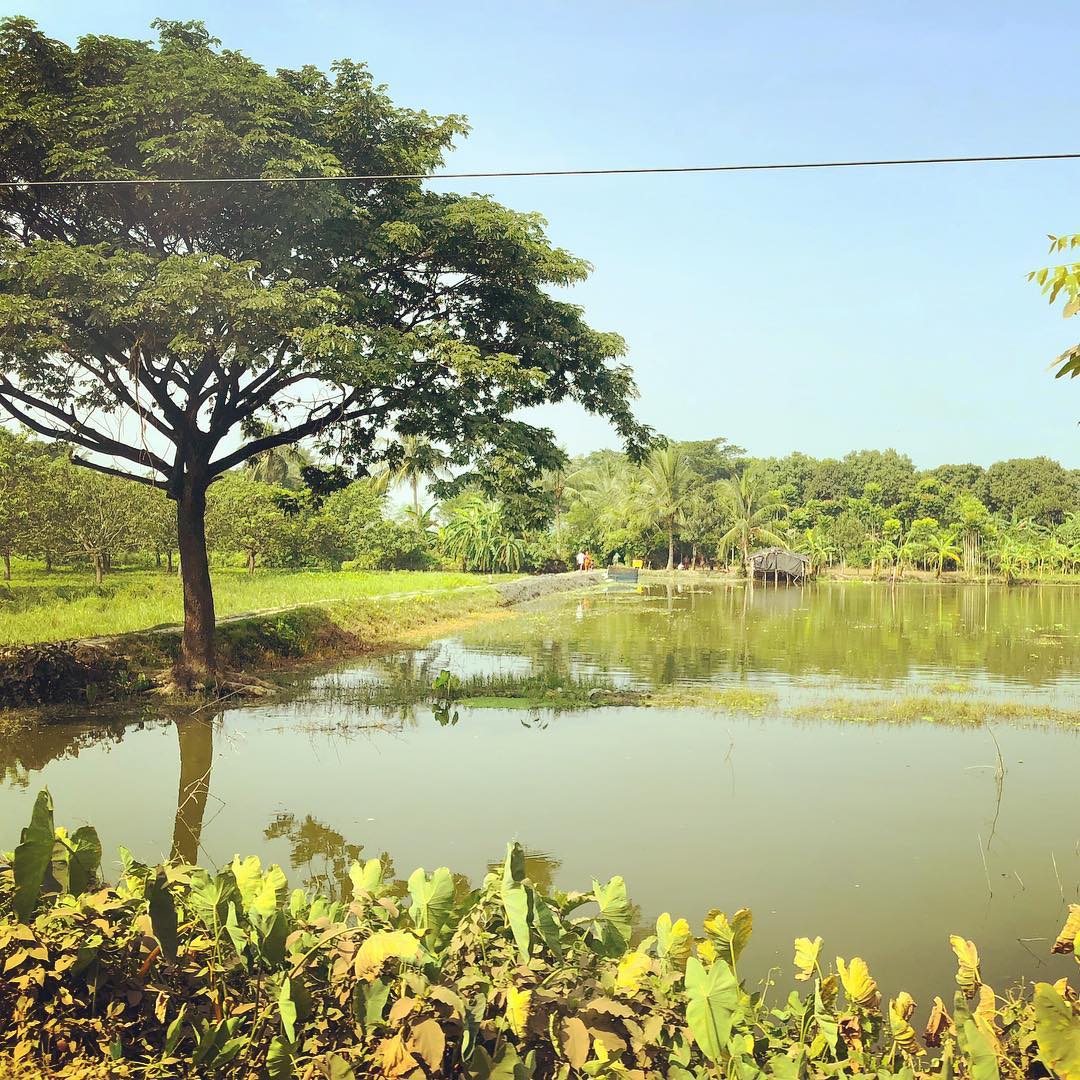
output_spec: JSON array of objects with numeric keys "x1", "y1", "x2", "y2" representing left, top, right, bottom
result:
[
  {"x1": 924, "y1": 528, "x2": 963, "y2": 578},
  {"x1": 631, "y1": 444, "x2": 698, "y2": 570},
  {"x1": 241, "y1": 424, "x2": 312, "y2": 489},
  {"x1": 388, "y1": 435, "x2": 450, "y2": 519},
  {"x1": 715, "y1": 466, "x2": 785, "y2": 571}
]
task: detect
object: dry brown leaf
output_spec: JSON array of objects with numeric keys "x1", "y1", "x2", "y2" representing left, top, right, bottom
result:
[
  {"x1": 407, "y1": 1018, "x2": 446, "y2": 1073},
  {"x1": 1052, "y1": 904, "x2": 1080, "y2": 955},
  {"x1": 560, "y1": 1016, "x2": 590, "y2": 1069},
  {"x1": 923, "y1": 996, "x2": 952, "y2": 1048}
]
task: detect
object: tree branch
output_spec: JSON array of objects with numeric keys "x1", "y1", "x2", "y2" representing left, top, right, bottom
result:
[
  {"x1": 70, "y1": 456, "x2": 169, "y2": 490},
  {"x1": 0, "y1": 379, "x2": 171, "y2": 475},
  {"x1": 208, "y1": 393, "x2": 381, "y2": 475}
]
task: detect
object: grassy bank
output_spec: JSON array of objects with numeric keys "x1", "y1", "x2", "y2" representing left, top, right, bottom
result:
[
  {"x1": 2, "y1": 790, "x2": 1079, "y2": 1078},
  {"x1": 0, "y1": 567, "x2": 520, "y2": 645},
  {"x1": 0, "y1": 584, "x2": 516, "y2": 709}
]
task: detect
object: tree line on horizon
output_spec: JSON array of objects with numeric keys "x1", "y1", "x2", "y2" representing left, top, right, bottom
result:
[{"x1": 3, "y1": 426, "x2": 1079, "y2": 582}]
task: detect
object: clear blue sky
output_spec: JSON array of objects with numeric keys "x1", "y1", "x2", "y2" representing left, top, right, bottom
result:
[{"x1": 14, "y1": 1, "x2": 1080, "y2": 467}]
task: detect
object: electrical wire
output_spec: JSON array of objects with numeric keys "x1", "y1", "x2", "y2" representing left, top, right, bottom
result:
[{"x1": 2, "y1": 151, "x2": 1080, "y2": 187}]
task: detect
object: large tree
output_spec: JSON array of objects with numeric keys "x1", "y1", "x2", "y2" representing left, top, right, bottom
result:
[{"x1": 0, "y1": 19, "x2": 647, "y2": 686}]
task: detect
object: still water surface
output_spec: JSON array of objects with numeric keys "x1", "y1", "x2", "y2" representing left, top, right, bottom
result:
[{"x1": 3, "y1": 581, "x2": 1079, "y2": 1001}]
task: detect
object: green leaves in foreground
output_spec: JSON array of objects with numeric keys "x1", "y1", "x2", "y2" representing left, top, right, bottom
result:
[
  {"x1": 1035, "y1": 982, "x2": 1080, "y2": 1079},
  {"x1": 12, "y1": 790, "x2": 54, "y2": 921},
  {"x1": 684, "y1": 955, "x2": 738, "y2": 1061},
  {"x1": 4, "y1": 790, "x2": 1080, "y2": 1079}
]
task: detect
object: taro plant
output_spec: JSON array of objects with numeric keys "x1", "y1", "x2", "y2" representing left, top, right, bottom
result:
[{"x1": 2, "y1": 790, "x2": 1080, "y2": 1078}]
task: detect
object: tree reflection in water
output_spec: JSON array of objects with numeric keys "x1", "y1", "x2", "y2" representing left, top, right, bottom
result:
[{"x1": 170, "y1": 715, "x2": 214, "y2": 864}]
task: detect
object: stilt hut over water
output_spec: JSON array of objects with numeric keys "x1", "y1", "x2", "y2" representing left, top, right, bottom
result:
[{"x1": 747, "y1": 547, "x2": 810, "y2": 584}]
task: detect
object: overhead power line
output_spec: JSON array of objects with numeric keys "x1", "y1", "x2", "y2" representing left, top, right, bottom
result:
[{"x1": 2, "y1": 151, "x2": 1080, "y2": 187}]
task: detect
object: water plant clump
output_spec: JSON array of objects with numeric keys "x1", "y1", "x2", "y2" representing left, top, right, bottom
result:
[
  {"x1": 343, "y1": 669, "x2": 779, "y2": 715},
  {"x1": 2, "y1": 791, "x2": 1080, "y2": 1078}
]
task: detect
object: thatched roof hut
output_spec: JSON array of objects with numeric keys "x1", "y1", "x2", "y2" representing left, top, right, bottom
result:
[{"x1": 747, "y1": 547, "x2": 810, "y2": 584}]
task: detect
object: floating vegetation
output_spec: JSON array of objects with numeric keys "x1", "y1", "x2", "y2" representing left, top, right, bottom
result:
[
  {"x1": 791, "y1": 694, "x2": 1080, "y2": 728},
  {"x1": 337, "y1": 670, "x2": 779, "y2": 715}
]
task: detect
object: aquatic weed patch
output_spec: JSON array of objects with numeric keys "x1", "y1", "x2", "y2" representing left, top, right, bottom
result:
[
  {"x1": 791, "y1": 694, "x2": 1080, "y2": 728},
  {"x1": 343, "y1": 671, "x2": 779, "y2": 715},
  {"x1": 2, "y1": 790, "x2": 1080, "y2": 1077}
]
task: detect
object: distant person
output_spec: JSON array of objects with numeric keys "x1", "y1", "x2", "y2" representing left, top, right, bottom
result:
[
  {"x1": 584, "y1": 551, "x2": 594, "y2": 571},
  {"x1": 576, "y1": 550, "x2": 585, "y2": 571},
  {"x1": 612, "y1": 551, "x2": 622, "y2": 565}
]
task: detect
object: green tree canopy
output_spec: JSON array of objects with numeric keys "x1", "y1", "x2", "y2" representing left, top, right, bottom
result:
[{"x1": 0, "y1": 18, "x2": 647, "y2": 685}]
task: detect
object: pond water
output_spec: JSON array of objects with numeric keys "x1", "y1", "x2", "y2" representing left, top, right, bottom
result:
[{"x1": 3, "y1": 580, "x2": 1080, "y2": 1003}]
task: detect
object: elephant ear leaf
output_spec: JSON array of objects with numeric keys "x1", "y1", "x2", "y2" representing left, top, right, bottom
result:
[
  {"x1": 408, "y1": 866, "x2": 455, "y2": 936},
  {"x1": 837, "y1": 956, "x2": 880, "y2": 1010},
  {"x1": 655, "y1": 912, "x2": 693, "y2": 970},
  {"x1": 148, "y1": 870, "x2": 179, "y2": 961},
  {"x1": 590, "y1": 876, "x2": 632, "y2": 954},
  {"x1": 793, "y1": 936, "x2": 823, "y2": 982},
  {"x1": 68, "y1": 825, "x2": 102, "y2": 897},
  {"x1": 500, "y1": 844, "x2": 532, "y2": 962},
  {"x1": 949, "y1": 935, "x2": 981, "y2": 998},
  {"x1": 684, "y1": 955, "x2": 738, "y2": 1063},
  {"x1": 1052, "y1": 905, "x2": 1080, "y2": 956},
  {"x1": 703, "y1": 908, "x2": 752, "y2": 968},
  {"x1": 13, "y1": 790, "x2": 55, "y2": 920},
  {"x1": 959, "y1": 1017, "x2": 999, "y2": 1080},
  {"x1": 1034, "y1": 982, "x2": 1080, "y2": 1080}
]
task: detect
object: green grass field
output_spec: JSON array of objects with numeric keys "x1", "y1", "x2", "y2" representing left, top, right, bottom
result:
[{"x1": 0, "y1": 562, "x2": 519, "y2": 645}]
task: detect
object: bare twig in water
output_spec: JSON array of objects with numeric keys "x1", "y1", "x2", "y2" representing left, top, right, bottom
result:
[
  {"x1": 1052, "y1": 852, "x2": 1066, "y2": 905},
  {"x1": 978, "y1": 833, "x2": 993, "y2": 900}
]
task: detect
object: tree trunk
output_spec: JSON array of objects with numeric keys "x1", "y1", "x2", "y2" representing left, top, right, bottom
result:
[
  {"x1": 666, "y1": 524, "x2": 674, "y2": 570},
  {"x1": 92, "y1": 553, "x2": 103, "y2": 585},
  {"x1": 247, "y1": 549, "x2": 256, "y2": 575},
  {"x1": 166, "y1": 550, "x2": 173, "y2": 574},
  {"x1": 2, "y1": 551, "x2": 9, "y2": 581},
  {"x1": 175, "y1": 476, "x2": 216, "y2": 687}
]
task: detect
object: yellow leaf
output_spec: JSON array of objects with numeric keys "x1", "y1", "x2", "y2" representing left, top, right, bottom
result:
[
  {"x1": 895, "y1": 991, "x2": 916, "y2": 1021},
  {"x1": 615, "y1": 951, "x2": 652, "y2": 994},
  {"x1": 949, "y1": 935, "x2": 981, "y2": 999},
  {"x1": 354, "y1": 930, "x2": 423, "y2": 982},
  {"x1": 376, "y1": 1033, "x2": 420, "y2": 1079},
  {"x1": 696, "y1": 939, "x2": 718, "y2": 965},
  {"x1": 889, "y1": 998, "x2": 921, "y2": 1055},
  {"x1": 703, "y1": 908, "x2": 752, "y2": 966},
  {"x1": 1053, "y1": 905, "x2": 1080, "y2": 955},
  {"x1": 793, "y1": 936, "x2": 822, "y2": 982},
  {"x1": 655, "y1": 913, "x2": 693, "y2": 970},
  {"x1": 837, "y1": 956, "x2": 880, "y2": 1010},
  {"x1": 505, "y1": 985, "x2": 532, "y2": 1037},
  {"x1": 974, "y1": 984, "x2": 1003, "y2": 1058}
]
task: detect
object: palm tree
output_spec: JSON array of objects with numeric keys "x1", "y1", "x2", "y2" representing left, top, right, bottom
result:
[
  {"x1": 631, "y1": 445, "x2": 697, "y2": 570},
  {"x1": 925, "y1": 528, "x2": 962, "y2": 578},
  {"x1": 715, "y1": 466, "x2": 785, "y2": 571},
  {"x1": 241, "y1": 425, "x2": 312, "y2": 489},
  {"x1": 388, "y1": 435, "x2": 450, "y2": 519}
]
